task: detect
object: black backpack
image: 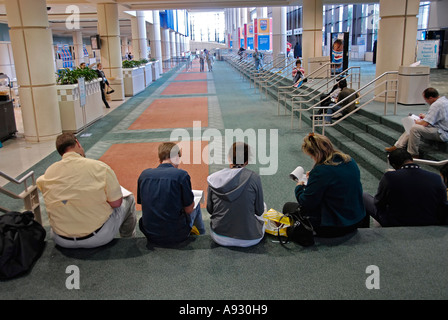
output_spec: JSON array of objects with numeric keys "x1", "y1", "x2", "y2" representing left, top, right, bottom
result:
[{"x1": 0, "y1": 211, "x2": 46, "y2": 280}]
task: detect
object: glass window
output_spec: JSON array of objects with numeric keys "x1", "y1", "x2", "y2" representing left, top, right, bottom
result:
[
  {"x1": 418, "y1": 1, "x2": 430, "y2": 31},
  {"x1": 190, "y1": 11, "x2": 225, "y2": 43}
]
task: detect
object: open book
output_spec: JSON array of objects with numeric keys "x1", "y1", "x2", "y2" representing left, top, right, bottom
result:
[
  {"x1": 402, "y1": 113, "x2": 420, "y2": 134},
  {"x1": 289, "y1": 166, "x2": 308, "y2": 184},
  {"x1": 193, "y1": 190, "x2": 204, "y2": 209}
]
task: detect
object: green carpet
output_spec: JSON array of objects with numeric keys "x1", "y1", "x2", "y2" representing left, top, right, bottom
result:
[
  {"x1": 1, "y1": 60, "x2": 447, "y2": 301},
  {"x1": 2, "y1": 226, "x2": 448, "y2": 300}
]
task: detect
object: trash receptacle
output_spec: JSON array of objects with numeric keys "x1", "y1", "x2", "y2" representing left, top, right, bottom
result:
[
  {"x1": 397, "y1": 65, "x2": 430, "y2": 105},
  {"x1": 307, "y1": 56, "x2": 330, "y2": 78}
]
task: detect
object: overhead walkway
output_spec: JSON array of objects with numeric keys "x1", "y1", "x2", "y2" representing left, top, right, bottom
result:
[{"x1": 1, "y1": 57, "x2": 448, "y2": 300}]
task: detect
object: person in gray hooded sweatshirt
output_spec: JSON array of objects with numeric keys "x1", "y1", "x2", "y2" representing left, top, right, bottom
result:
[{"x1": 206, "y1": 142, "x2": 266, "y2": 247}]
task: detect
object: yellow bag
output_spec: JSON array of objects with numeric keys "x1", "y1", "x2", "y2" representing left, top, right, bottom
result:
[{"x1": 263, "y1": 208, "x2": 292, "y2": 237}]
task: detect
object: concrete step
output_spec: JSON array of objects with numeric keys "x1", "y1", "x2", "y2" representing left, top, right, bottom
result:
[{"x1": 324, "y1": 127, "x2": 389, "y2": 179}]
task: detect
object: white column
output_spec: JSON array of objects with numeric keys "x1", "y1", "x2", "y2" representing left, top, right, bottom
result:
[
  {"x1": 233, "y1": 8, "x2": 238, "y2": 48},
  {"x1": 272, "y1": 7, "x2": 287, "y2": 62},
  {"x1": 97, "y1": 2, "x2": 124, "y2": 101},
  {"x1": 241, "y1": 8, "x2": 248, "y2": 25},
  {"x1": 256, "y1": 7, "x2": 267, "y2": 18},
  {"x1": 170, "y1": 30, "x2": 177, "y2": 58},
  {"x1": 131, "y1": 11, "x2": 148, "y2": 60},
  {"x1": 149, "y1": 10, "x2": 163, "y2": 74},
  {"x1": 302, "y1": 0, "x2": 323, "y2": 67},
  {"x1": 73, "y1": 31, "x2": 85, "y2": 67},
  {"x1": 161, "y1": 28, "x2": 171, "y2": 64},
  {"x1": 225, "y1": 9, "x2": 231, "y2": 48},
  {"x1": 375, "y1": 0, "x2": 420, "y2": 77},
  {"x1": 6, "y1": 0, "x2": 61, "y2": 142},
  {"x1": 176, "y1": 32, "x2": 181, "y2": 56},
  {"x1": 121, "y1": 36, "x2": 128, "y2": 59}
]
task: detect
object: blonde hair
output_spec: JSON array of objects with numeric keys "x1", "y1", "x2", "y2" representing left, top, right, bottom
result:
[
  {"x1": 302, "y1": 133, "x2": 351, "y2": 165},
  {"x1": 158, "y1": 142, "x2": 181, "y2": 162}
]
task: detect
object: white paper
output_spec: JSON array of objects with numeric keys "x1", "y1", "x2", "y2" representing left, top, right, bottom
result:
[
  {"x1": 121, "y1": 186, "x2": 132, "y2": 197},
  {"x1": 193, "y1": 190, "x2": 204, "y2": 208},
  {"x1": 289, "y1": 166, "x2": 308, "y2": 184},
  {"x1": 402, "y1": 114, "x2": 420, "y2": 134}
]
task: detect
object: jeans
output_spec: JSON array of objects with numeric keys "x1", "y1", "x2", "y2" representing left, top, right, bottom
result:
[
  {"x1": 189, "y1": 205, "x2": 206, "y2": 234},
  {"x1": 324, "y1": 103, "x2": 342, "y2": 123}
]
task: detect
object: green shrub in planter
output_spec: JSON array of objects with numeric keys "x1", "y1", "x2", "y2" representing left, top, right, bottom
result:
[
  {"x1": 122, "y1": 60, "x2": 146, "y2": 68},
  {"x1": 122, "y1": 60, "x2": 135, "y2": 68},
  {"x1": 56, "y1": 67, "x2": 98, "y2": 85}
]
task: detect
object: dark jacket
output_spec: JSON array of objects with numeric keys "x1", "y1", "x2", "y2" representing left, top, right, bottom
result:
[
  {"x1": 207, "y1": 168, "x2": 265, "y2": 240},
  {"x1": 295, "y1": 156, "x2": 365, "y2": 228},
  {"x1": 96, "y1": 69, "x2": 109, "y2": 88},
  {"x1": 373, "y1": 164, "x2": 447, "y2": 226},
  {"x1": 338, "y1": 87, "x2": 358, "y2": 114}
]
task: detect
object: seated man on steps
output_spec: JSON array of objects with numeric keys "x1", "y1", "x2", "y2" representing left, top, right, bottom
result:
[
  {"x1": 324, "y1": 79, "x2": 358, "y2": 124},
  {"x1": 385, "y1": 87, "x2": 448, "y2": 158},
  {"x1": 363, "y1": 148, "x2": 447, "y2": 227},
  {"x1": 137, "y1": 142, "x2": 206, "y2": 245},
  {"x1": 37, "y1": 133, "x2": 137, "y2": 249}
]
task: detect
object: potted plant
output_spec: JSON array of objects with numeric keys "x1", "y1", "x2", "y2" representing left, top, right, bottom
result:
[
  {"x1": 122, "y1": 60, "x2": 146, "y2": 96},
  {"x1": 150, "y1": 57, "x2": 161, "y2": 81},
  {"x1": 55, "y1": 67, "x2": 103, "y2": 132},
  {"x1": 137, "y1": 58, "x2": 152, "y2": 88}
]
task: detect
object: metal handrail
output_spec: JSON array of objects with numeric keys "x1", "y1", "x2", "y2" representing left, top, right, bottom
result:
[
  {"x1": 0, "y1": 170, "x2": 42, "y2": 224},
  {"x1": 312, "y1": 71, "x2": 399, "y2": 134},
  {"x1": 409, "y1": 158, "x2": 448, "y2": 167},
  {"x1": 257, "y1": 58, "x2": 297, "y2": 99},
  {"x1": 289, "y1": 68, "x2": 361, "y2": 128},
  {"x1": 251, "y1": 56, "x2": 288, "y2": 91},
  {"x1": 278, "y1": 63, "x2": 359, "y2": 116},
  {"x1": 227, "y1": 53, "x2": 276, "y2": 85}
]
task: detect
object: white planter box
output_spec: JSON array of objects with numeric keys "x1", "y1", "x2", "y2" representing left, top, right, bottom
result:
[
  {"x1": 57, "y1": 79, "x2": 104, "y2": 133},
  {"x1": 123, "y1": 67, "x2": 145, "y2": 96},
  {"x1": 143, "y1": 63, "x2": 153, "y2": 87},
  {"x1": 151, "y1": 60, "x2": 160, "y2": 81}
]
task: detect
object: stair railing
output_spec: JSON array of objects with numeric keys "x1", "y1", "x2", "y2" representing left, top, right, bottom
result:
[
  {"x1": 289, "y1": 67, "x2": 361, "y2": 128},
  {"x1": 312, "y1": 71, "x2": 398, "y2": 135},
  {"x1": 251, "y1": 56, "x2": 289, "y2": 92},
  {"x1": 0, "y1": 170, "x2": 42, "y2": 224},
  {"x1": 278, "y1": 63, "x2": 360, "y2": 116},
  {"x1": 406, "y1": 158, "x2": 448, "y2": 167},
  {"x1": 256, "y1": 58, "x2": 298, "y2": 99}
]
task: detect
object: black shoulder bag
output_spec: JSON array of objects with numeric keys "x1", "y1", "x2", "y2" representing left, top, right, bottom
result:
[
  {"x1": 0, "y1": 211, "x2": 46, "y2": 280},
  {"x1": 278, "y1": 205, "x2": 315, "y2": 247}
]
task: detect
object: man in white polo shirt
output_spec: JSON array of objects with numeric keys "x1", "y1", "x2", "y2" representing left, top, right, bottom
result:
[
  {"x1": 385, "y1": 87, "x2": 448, "y2": 158},
  {"x1": 37, "y1": 133, "x2": 136, "y2": 249}
]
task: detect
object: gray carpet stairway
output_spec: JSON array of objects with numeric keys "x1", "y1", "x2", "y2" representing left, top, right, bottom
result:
[{"x1": 227, "y1": 55, "x2": 448, "y2": 179}]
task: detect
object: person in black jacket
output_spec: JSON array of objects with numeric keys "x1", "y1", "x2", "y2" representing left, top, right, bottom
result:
[
  {"x1": 363, "y1": 148, "x2": 447, "y2": 227},
  {"x1": 95, "y1": 63, "x2": 112, "y2": 109}
]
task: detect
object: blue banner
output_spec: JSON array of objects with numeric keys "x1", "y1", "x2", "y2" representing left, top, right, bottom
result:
[
  {"x1": 247, "y1": 38, "x2": 254, "y2": 50},
  {"x1": 258, "y1": 35, "x2": 270, "y2": 51}
]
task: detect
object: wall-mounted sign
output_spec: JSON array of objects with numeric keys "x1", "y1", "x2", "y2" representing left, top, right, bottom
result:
[{"x1": 416, "y1": 40, "x2": 440, "y2": 68}]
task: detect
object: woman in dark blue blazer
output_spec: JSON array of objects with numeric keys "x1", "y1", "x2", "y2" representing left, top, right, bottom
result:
[{"x1": 287, "y1": 133, "x2": 368, "y2": 237}]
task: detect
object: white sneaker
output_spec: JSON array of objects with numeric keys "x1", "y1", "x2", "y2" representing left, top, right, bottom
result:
[{"x1": 333, "y1": 113, "x2": 343, "y2": 119}]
